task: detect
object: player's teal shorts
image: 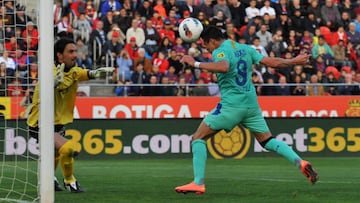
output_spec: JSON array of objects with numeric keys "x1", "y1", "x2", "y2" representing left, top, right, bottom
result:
[{"x1": 203, "y1": 103, "x2": 270, "y2": 133}]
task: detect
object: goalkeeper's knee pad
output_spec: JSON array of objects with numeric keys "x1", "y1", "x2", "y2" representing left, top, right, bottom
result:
[{"x1": 59, "y1": 140, "x2": 75, "y2": 157}]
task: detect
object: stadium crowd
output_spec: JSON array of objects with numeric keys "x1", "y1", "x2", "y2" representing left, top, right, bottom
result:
[{"x1": 0, "y1": 0, "x2": 360, "y2": 97}]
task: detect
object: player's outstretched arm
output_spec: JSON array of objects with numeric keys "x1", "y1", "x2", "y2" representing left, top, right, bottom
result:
[
  {"x1": 88, "y1": 67, "x2": 115, "y2": 79},
  {"x1": 260, "y1": 53, "x2": 311, "y2": 68},
  {"x1": 181, "y1": 55, "x2": 229, "y2": 73}
]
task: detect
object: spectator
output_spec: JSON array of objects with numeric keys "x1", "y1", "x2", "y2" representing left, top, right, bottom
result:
[
  {"x1": 180, "y1": 66, "x2": 195, "y2": 84},
  {"x1": 312, "y1": 35, "x2": 334, "y2": 66},
  {"x1": 340, "y1": 11, "x2": 352, "y2": 31},
  {"x1": 15, "y1": 5, "x2": 32, "y2": 32},
  {"x1": 228, "y1": 0, "x2": 246, "y2": 28},
  {"x1": 107, "y1": 24, "x2": 126, "y2": 45},
  {"x1": 165, "y1": 65, "x2": 179, "y2": 84},
  {"x1": 210, "y1": 10, "x2": 227, "y2": 34},
  {"x1": 73, "y1": 13, "x2": 92, "y2": 43},
  {"x1": 154, "y1": 0, "x2": 167, "y2": 19},
  {"x1": 133, "y1": 48, "x2": 152, "y2": 74},
  {"x1": 251, "y1": 36, "x2": 269, "y2": 57},
  {"x1": 338, "y1": 0, "x2": 355, "y2": 19},
  {"x1": 100, "y1": 0, "x2": 121, "y2": 18},
  {"x1": 70, "y1": 0, "x2": 86, "y2": 18},
  {"x1": 0, "y1": 75, "x2": 5, "y2": 96},
  {"x1": 143, "y1": 19, "x2": 160, "y2": 55},
  {"x1": 159, "y1": 19, "x2": 176, "y2": 44},
  {"x1": 260, "y1": 1, "x2": 276, "y2": 20},
  {"x1": 291, "y1": 75, "x2": 306, "y2": 96},
  {"x1": 332, "y1": 40, "x2": 352, "y2": 69},
  {"x1": 213, "y1": 0, "x2": 232, "y2": 22},
  {"x1": 321, "y1": 0, "x2": 342, "y2": 31},
  {"x1": 256, "y1": 24, "x2": 272, "y2": 48},
  {"x1": 261, "y1": 78, "x2": 280, "y2": 96},
  {"x1": 101, "y1": 10, "x2": 116, "y2": 35},
  {"x1": 53, "y1": 0, "x2": 64, "y2": 34},
  {"x1": 332, "y1": 25, "x2": 348, "y2": 46},
  {"x1": 224, "y1": 22, "x2": 240, "y2": 41},
  {"x1": 124, "y1": 36, "x2": 139, "y2": 61},
  {"x1": 347, "y1": 23, "x2": 360, "y2": 50},
  {"x1": 252, "y1": 71, "x2": 263, "y2": 95},
  {"x1": 324, "y1": 71, "x2": 338, "y2": 95},
  {"x1": 5, "y1": 36, "x2": 22, "y2": 58},
  {"x1": 150, "y1": 10, "x2": 164, "y2": 32},
  {"x1": 274, "y1": 0, "x2": 289, "y2": 17},
  {"x1": 102, "y1": 31, "x2": 123, "y2": 65},
  {"x1": 115, "y1": 79, "x2": 132, "y2": 96},
  {"x1": 14, "y1": 49, "x2": 29, "y2": 74},
  {"x1": 22, "y1": 60, "x2": 38, "y2": 89},
  {"x1": 130, "y1": 62, "x2": 148, "y2": 96},
  {"x1": 168, "y1": 9, "x2": 180, "y2": 33},
  {"x1": 125, "y1": 18, "x2": 145, "y2": 47},
  {"x1": 175, "y1": 76, "x2": 187, "y2": 96},
  {"x1": 304, "y1": 12, "x2": 319, "y2": 35},
  {"x1": 192, "y1": 77, "x2": 209, "y2": 96},
  {"x1": 245, "y1": 0, "x2": 260, "y2": 24},
  {"x1": 198, "y1": 0, "x2": 214, "y2": 23},
  {"x1": 290, "y1": 9, "x2": 305, "y2": 37},
  {"x1": 84, "y1": 0, "x2": 98, "y2": 24},
  {"x1": 89, "y1": 20, "x2": 106, "y2": 64},
  {"x1": 172, "y1": 37, "x2": 187, "y2": 56},
  {"x1": 76, "y1": 37, "x2": 92, "y2": 69},
  {"x1": 117, "y1": 8, "x2": 132, "y2": 34},
  {"x1": 138, "y1": 0, "x2": 154, "y2": 20},
  {"x1": 307, "y1": 74, "x2": 326, "y2": 96},
  {"x1": 0, "y1": 62, "x2": 11, "y2": 87},
  {"x1": 261, "y1": 13, "x2": 277, "y2": 34},
  {"x1": 278, "y1": 75, "x2": 291, "y2": 95},
  {"x1": 338, "y1": 73, "x2": 357, "y2": 95},
  {"x1": 0, "y1": 50, "x2": 16, "y2": 76},
  {"x1": 243, "y1": 24, "x2": 258, "y2": 45},
  {"x1": 153, "y1": 51, "x2": 169, "y2": 75},
  {"x1": 266, "y1": 29, "x2": 287, "y2": 57},
  {"x1": 275, "y1": 12, "x2": 291, "y2": 39},
  {"x1": 56, "y1": 15, "x2": 73, "y2": 39},
  {"x1": 167, "y1": 49, "x2": 182, "y2": 74},
  {"x1": 142, "y1": 74, "x2": 161, "y2": 96},
  {"x1": 7, "y1": 71, "x2": 24, "y2": 97},
  {"x1": 159, "y1": 75, "x2": 176, "y2": 96},
  {"x1": 116, "y1": 48, "x2": 133, "y2": 81}
]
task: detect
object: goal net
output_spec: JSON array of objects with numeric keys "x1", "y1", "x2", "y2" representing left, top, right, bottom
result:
[{"x1": 0, "y1": 0, "x2": 53, "y2": 202}]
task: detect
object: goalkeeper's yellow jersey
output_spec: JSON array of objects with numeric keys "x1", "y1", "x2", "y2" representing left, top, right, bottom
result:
[{"x1": 27, "y1": 65, "x2": 89, "y2": 127}]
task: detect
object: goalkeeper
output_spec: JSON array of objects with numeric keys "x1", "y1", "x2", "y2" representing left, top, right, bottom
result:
[{"x1": 27, "y1": 38, "x2": 114, "y2": 193}]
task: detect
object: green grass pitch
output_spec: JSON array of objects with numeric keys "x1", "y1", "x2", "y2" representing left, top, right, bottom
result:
[
  {"x1": 54, "y1": 157, "x2": 360, "y2": 203},
  {"x1": 1, "y1": 157, "x2": 359, "y2": 202}
]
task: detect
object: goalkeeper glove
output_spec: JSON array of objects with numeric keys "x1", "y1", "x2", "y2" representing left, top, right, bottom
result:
[
  {"x1": 89, "y1": 67, "x2": 115, "y2": 79},
  {"x1": 54, "y1": 63, "x2": 65, "y2": 88}
]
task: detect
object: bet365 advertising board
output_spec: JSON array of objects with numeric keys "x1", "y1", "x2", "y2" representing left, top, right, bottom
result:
[{"x1": 1, "y1": 118, "x2": 359, "y2": 160}]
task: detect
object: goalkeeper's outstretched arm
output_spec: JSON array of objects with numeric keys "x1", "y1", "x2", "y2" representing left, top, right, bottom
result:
[{"x1": 88, "y1": 67, "x2": 115, "y2": 79}]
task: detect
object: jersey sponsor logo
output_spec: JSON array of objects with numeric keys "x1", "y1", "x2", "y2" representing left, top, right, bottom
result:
[
  {"x1": 217, "y1": 52, "x2": 225, "y2": 58},
  {"x1": 207, "y1": 125, "x2": 251, "y2": 159}
]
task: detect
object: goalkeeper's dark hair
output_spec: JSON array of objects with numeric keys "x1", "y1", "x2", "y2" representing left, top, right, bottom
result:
[
  {"x1": 200, "y1": 25, "x2": 224, "y2": 44},
  {"x1": 54, "y1": 37, "x2": 75, "y2": 62}
]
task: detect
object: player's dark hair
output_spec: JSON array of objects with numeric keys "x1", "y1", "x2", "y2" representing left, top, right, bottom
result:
[
  {"x1": 54, "y1": 37, "x2": 75, "y2": 62},
  {"x1": 200, "y1": 25, "x2": 224, "y2": 44}
]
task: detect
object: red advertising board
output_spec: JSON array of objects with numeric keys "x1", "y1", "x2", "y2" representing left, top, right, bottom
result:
[{"x1": 1, "y1": 96, "x2": 359, "y2": 119}]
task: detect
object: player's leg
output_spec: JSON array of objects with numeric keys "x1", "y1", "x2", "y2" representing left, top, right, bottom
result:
[
  {"x1": 175, "y1": 104, "x2": 238, "y2": 194},
  {"x1": 243, "y1": 108, "x2": 318, "y2": 184},
  {"x1": 55, "y1": 133, "x2": 85, "y2": 192},
  {"x1": 175, "y1": 121, "x2": 216, "y2": 194},
  {"x1": 28, "y1": 126, "x2": 64, "y2": 191}
]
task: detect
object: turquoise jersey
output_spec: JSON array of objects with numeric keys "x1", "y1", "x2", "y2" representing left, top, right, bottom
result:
[{"x1": 212, "y1": 40, "x2": 264, "y2": 108}]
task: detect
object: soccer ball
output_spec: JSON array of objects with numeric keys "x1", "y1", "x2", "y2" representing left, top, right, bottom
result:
[{"x1": 178, "y1": 17, "x2": 203, "y2": 43}]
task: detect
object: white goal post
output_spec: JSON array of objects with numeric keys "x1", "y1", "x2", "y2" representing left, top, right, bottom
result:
[
  {"x1": 0, "y1": 0, "x2": 54, "y2": 202},
  {"x1": 39, "y1": 0, "x2": 54, "y2": 202}
]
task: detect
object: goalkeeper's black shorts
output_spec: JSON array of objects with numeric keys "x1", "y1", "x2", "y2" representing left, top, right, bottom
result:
[{"x1": 28, "y1": 125, "x2": 66, "y2": 141}]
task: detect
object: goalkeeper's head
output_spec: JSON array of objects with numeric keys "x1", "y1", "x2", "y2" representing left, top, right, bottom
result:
[{"x1": 54, "y1": 37, "x2": 77, "y2": 69}]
